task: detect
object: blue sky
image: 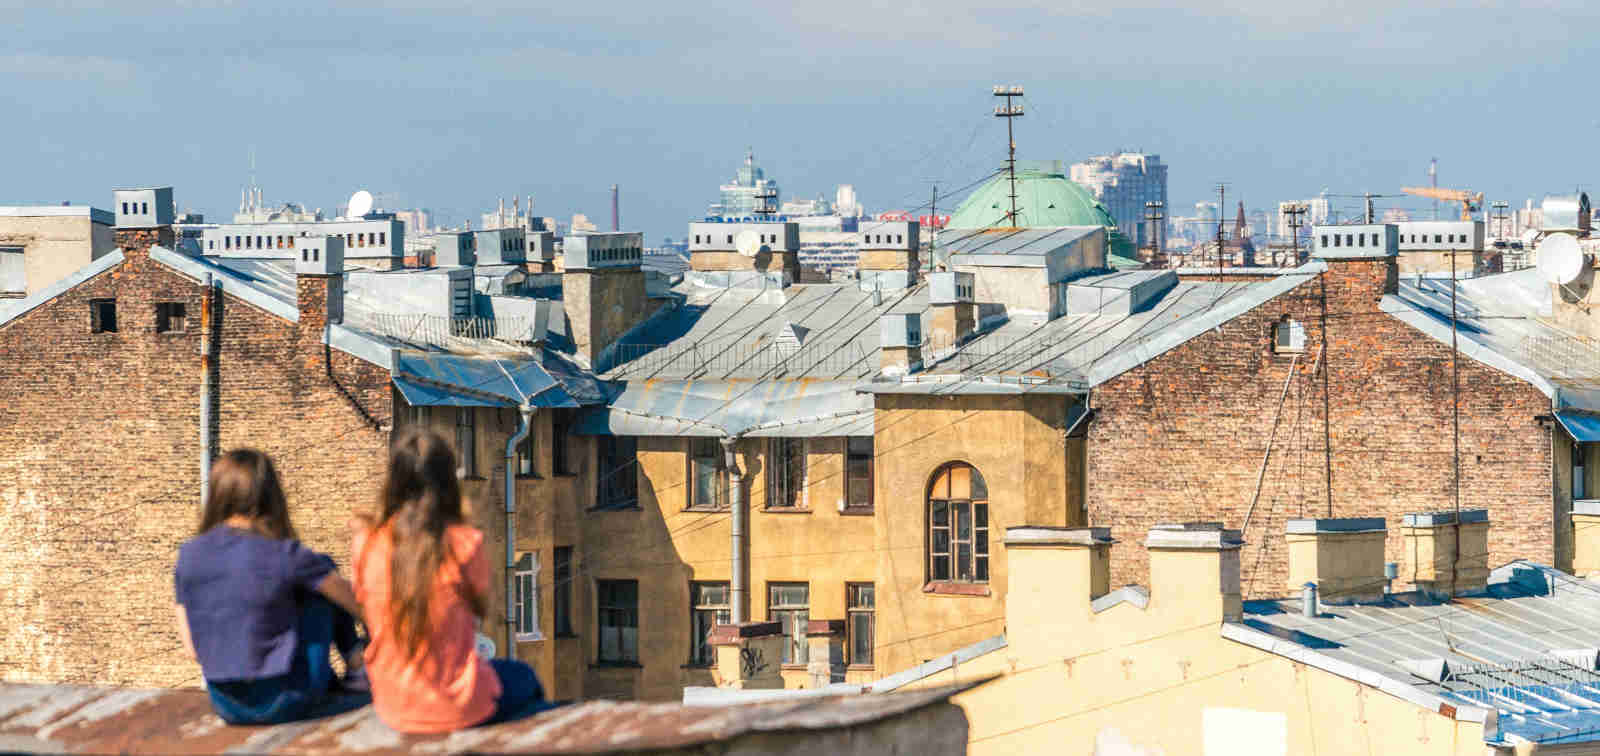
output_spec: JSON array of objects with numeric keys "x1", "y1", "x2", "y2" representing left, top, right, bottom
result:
[{"x1": 5, "y1": 1, "x2": 1597, "y2": 239}]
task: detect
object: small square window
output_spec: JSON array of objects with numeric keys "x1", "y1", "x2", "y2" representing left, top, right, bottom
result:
[
  {"x1": 90, "y1": 299, "x2": 117, "y2": 333},
  {"x1": 156, "y1": 302, "x2": 186, "y2": 333}
]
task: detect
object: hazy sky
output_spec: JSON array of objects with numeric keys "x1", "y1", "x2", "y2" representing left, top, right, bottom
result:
[{"x1": 6, "y1": 1, "x2": 1598, "y2": 239}]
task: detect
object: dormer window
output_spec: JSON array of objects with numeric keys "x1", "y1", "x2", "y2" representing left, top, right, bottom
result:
[{"x1": 1273, "y1": 315, "x2": 1306, "y2": 355}]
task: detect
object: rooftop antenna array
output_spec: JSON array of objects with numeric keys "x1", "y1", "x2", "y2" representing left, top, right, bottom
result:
[{"x1": 993, "y1": 85, "x2": 1025, "y2": 227}]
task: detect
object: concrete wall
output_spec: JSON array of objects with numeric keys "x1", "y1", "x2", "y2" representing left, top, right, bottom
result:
[
  {"x1": 899, "y1": 537, "x2": 1488, "y2": 756},
  {"x1": 563, "y1": 268, "x2": 648, "y2": 364},
  {"x1": 871, "y1": 393, "x2": 1084, "y2": 677},
  {"x1": 1396, "y1": 250, "x2": 1482, "y2": 276},
  {"x1": 1087, "y1": 257, "x2": 1556, "y2": 597},
  {"x1": 0, "y1": 215, "x2": 114, "y2": 297},
  {"x1": 0, "y1": 230, "x2": 392, "y2": 687},
  {"x1": 952, "y1": 265, "x2": 1051, "y2": 314}
]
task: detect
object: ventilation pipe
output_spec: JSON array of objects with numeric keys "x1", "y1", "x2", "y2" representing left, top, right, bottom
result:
[
  {"x1": 199, "y1": 273, "x2": 215, "y2": 505},
  {"x1": 1301, "y1": 582, "x2": 1318, "y2": 617},
  {"x1": 723, "y1": 436, "x2": 747, "y2": 622},
  {"x1": 503, "y1": 404, "x2": 533, "y2": 656}
]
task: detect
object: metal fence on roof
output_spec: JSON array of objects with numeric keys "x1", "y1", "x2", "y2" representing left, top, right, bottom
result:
[
  {"x1": 1521, "y1": 332, "x2": 1600, "y2": 380},
  {"x1": 360, "y1": 312, "x2": 533, "y2": 350},
  {"x1": 606, "y1": 338, "x2": 875, "y2": 379}
]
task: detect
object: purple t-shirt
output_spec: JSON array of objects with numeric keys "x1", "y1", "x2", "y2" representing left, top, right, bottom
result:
[{"x1": 174, "y1": 526, "x2": 335, "y2": 682}]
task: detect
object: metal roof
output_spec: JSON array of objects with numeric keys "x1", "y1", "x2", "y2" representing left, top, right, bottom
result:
[
  {"x1": 1558, "y1": 411, "x2": 1600, "y2": 443},
  {"x1": 0, "y1": 681, "x2": 979, "y2": 755},
  {"x1": 1386, "y1": 267, "x2": 1600, "y2": 412},
  {"x1": 1233, "y1": 562, "x2": 1600, "y2": 746},
  {"x1": 941, "y1": 226, "x2": 1103, "y2": 271},
  {"x1": 393, "y1": 351, "x2": 604, "y2": 409},
  {"x1": 574, "y1": 379, "x2": 872, "y2": 437}
]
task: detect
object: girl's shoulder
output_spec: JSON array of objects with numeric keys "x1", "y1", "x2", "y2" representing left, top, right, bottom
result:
[{"x1": 445, "y1": 524, "x2": 484, "y2": 556}]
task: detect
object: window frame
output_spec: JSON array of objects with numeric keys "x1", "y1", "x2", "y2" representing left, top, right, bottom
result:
[
  {"x1": 766, "y1": 438, "x2": 807, "y2": 510},
  {"x1": 155, "y1": 302, "x2": 187, "y2": 334},
  {"x1": 554, "y1": 546, "x2": 575, "y2": 637},
  {"x1": 927, "y1": 462, "x2": 990, "y2": 584},
  {"x1": 517, "y1": 429, "x2": 539, "y2": 478},
  {"x1": 456, "y1": 408, "x2": 477, "y2": 478},
  {"x1": 596, "y1": 579, "x2": 640, "y2": 665},
  {"x1": 0, "y1": 246, "x2": 24, "y2": 295},
  {"x1": 595, "y1": 435, "x2": 639, "y2": 511},
  {"x1": 688, "y1": 437, "x2": 727, "y2": 510},
  {"x1": 847, "y1": 582, "x2": 875, "y2": 668},
  {"x1": 689, "y1": 581, "x2": 731, "y2": 666},
  {"x1": 552, "y1": 412, "x2": 576, "y2": 476},
  {"x1": 845, "y1": 437, "x2": 875, "y2": 512},
  {"x1": 1576, "y1": 441, "x2": 1589, "y2": 501},
  {"x1": 1272, "y1": 316, "x2": 1306, "y2": 355},
  {"x1": 513, "y1": 552, "x2": 543, "y2": 642},
  {"x1": 89, "y1": 298, "x2": 117, "y2": 334},
  {"x1": 767, "y1": 582, "x2": 810, "y2": 666}
]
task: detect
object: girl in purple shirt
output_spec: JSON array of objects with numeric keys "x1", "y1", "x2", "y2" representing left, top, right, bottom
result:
[{"x1": 174, "y1": 449, "x2": 369, "y2": 724}]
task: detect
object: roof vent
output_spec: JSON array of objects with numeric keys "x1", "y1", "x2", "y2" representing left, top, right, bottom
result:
[
  {"x1": 775, "y1": 321, "x2": 808, "y2": 355},
  {"x1": 1396, "y1": 658, "x2": 1450, "y2": 683}
]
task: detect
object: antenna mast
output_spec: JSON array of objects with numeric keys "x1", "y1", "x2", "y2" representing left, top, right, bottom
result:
[
  {"x1": 929, "y1": 183, "x2": 939, "y2": 269},
  {"x1": 1286, "y1": 204, "x2": 1307, "y2": 266},
  {"x1": 993, "y1": 85, "x2": 1025, "y2": 226},
  {"x1": 1215, "y1": 183, "x2": 1227, "y2": 274}
]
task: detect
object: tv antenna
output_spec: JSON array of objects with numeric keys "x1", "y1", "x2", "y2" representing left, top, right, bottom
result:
[{"x1": 993, "y1": 85, "x2": 1025, "y2": 227}]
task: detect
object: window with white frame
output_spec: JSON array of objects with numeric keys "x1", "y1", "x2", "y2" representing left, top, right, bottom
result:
[
  {"x1": 1, "y1": 246, "x2": 24, "y2": 294},
  {"x1": 768, "y1": 582, "x2": 809, "y2": 665},
  {"x1": 1273, "y1": 316, "x2": 1306, "y2": 354},
  {"x1": 514, "y1": 553, "x2": 542, "y2": 641},
  {"x1": 689, "y1": 581, "x2": 730, "y2": 666}
]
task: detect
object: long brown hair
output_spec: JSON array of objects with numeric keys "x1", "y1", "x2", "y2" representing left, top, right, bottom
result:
[
  {"x1": 200, "y1": 449, "x2": 296, "y2": 540},
  {"x1": 368, "y1": 427, "x2": 485, "y2": 659}
]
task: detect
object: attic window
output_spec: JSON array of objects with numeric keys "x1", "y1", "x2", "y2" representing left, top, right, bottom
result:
[
  {"x1": 1273, "y1": 315, "x2": 1306, "y2": 355},
  {"x1": 156, "y1": 302, "x2": 186, "y2": 333},
  {"x1": 90, "y1": 299, "x2": 117, "y2": 334}
]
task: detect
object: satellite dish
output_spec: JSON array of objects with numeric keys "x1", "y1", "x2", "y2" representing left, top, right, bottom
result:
[
  {"x1": 1537, "y1": 233, "x2": 1586, "y2": 285},
  {"x1": 735, "y1": 229, "x2": 762, "y2": 257},
  {"x1": 347, "y1": 190, "x2": 374, "y2": 219}
]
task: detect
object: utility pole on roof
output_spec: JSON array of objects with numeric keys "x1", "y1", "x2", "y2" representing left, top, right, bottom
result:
[
  {"x1": 1286, "y1": 204, "x2": 1308, "y2": 265},
  {"x1": 1144, "y1": 200, "x2": 1165, "y2": 266},
  {"x1": 1215, "y1": 183, "x2": 1227, "y2": 274},
  {"x1": 993, "y1": 85, "x2": 1025, "y2": 227},
  {"x1": 929, "y1": 183, "x2": 939, "y2": 270}
]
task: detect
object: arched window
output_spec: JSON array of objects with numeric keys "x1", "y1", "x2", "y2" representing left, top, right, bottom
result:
[
  {"x1": 1273, "y1": 315, "x2": 1306, "y2": 354},
  {"x1": 928, "y1": 462, "x2": 989, "y2": 583}
]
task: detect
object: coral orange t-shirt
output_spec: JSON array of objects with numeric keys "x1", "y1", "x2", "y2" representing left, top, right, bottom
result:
[{"x1": 353, "y1": 523, "x2": 500, "y2": 733}]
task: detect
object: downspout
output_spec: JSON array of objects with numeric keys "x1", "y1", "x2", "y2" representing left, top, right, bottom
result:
[
  {"x1": 504, "y1": 403, "x2": 533, "y2": 657},
  {"x1": 200, "y1": 273, "x2": 215, "y2": 506},
  {"x1": 723, "y1": 436, "x2": 747, "y2": 622}
]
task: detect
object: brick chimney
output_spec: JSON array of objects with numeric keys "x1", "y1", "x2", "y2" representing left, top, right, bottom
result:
[
  {"x1": 562, "y1": 232, "x2": 647, "y2": 366},
  {"x1": 295, "y1": 236, "x2": 345, "y2": 333},
  {"x1": 1146, "y1": 523, "x2": 1244, "y2": 624},
  {"x1": 1285, "y1": 517, "x2": 1387, "y2": 602},
  {"x1": 805, "y1": 619, "x2": 846, "y2": 688},
  {"x1": 858, "y1": 220, "x2": 919, "y2": 293},
  {"x1": 1310, "y1": 223, "x2": 1399, "y2": 310},
  {"x1": 111, "y1": 186, "x2": 176, "y2": 260},
  {"x1": 1400, "y1": 510, "x2": 1489, "y2": 597},
  {"x1": 707, "y1": 621, "x2": 786, "y2": 690},
  {"x1": 926, "y1": 271, "x2": 976, "y2": 348},
  {"x1": 879, "y1": 313, "x2": 922, "y2": 376}
]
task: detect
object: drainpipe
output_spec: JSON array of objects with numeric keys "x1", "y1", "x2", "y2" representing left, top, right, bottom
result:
[
  {"x1": 504, "y1": 403, "x2": 534, "y2": 657},
  {"x1": 200, "y1": 273, "x2": 215, "y2": 505},
  {"x1": 723, "y1": 436, "x2": 747, "y2": 622}
]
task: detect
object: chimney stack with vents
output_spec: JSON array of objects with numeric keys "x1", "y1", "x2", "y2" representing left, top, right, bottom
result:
[{"x1": 1285, "y1": 517, "x2": 1387, "y2": 603}]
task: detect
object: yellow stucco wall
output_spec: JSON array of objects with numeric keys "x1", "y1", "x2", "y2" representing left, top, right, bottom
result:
[
  {"x1": 898, "y1": 540, "x2": 1490, "y2": 755},
  {"x1": 872, "y1": 393, "x2": 1083, "y2": 677}
]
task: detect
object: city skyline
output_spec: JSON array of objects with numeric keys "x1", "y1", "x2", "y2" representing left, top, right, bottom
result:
[{"x1": 7, "y1": 2, "x2": 1598, "y2": 240}]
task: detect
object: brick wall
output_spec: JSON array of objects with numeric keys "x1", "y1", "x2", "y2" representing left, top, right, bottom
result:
[
  {"x1": 0, "y1": 228, "x2": 393, "y2": 686},
  {"x1": 1088, "y1": 257, "x2": 1554, "y2": 598}
]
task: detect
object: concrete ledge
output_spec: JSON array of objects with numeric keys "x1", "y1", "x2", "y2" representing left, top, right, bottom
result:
[
  {"x1": 708, "y1": 621, "x2": 783, "y2": 644},
  {"x1": 1285, "y1": 517, "x2": 1386, "y2": 534},
  {"x1": 806, "y1": 619, "x2": 846, "y2": 637},
  {"x1": 1147, "y1": 523, "x2": 1243, "y2": 550},
  {"x1": 1090, "y1": 585, "x2": 1151, "y2": 614},
  {"x1": 1004, "y1": 526, "x2": 1113, "y2": 546},
  {"x1": 1402, "y1": 510, "x2": 1489, "y2": 527},
  {"x1": 870, "y1": 636, "x2": 1008, "y2": 693},
  {"x1": 1574, "y1": 500, "x2": 1600, "y2": 517}
]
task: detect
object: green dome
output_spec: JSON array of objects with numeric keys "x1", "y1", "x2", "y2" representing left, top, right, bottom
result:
[{"x1": 947, "y1": 160, "x2": 1138, "y2": 260}]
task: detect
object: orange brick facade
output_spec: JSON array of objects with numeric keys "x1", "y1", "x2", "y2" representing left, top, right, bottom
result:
[{"x1": 1087, "y1": 257, "x2": 1555, "y2": 598}]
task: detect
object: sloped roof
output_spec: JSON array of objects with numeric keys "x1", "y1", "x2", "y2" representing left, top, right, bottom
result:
[
  {"x1": 1231, "y1": 562, "x2": 1600, "y2": 746},
  {"x1": 1385, "y1": 268, "x2": 1600, "y2": 412}
]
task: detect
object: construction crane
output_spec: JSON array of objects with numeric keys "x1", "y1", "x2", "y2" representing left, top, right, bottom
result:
[{"x1": 1401, "y1": 186, "x2": 1483, "y2": 221}]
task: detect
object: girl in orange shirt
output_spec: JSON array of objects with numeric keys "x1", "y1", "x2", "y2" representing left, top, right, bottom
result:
[{"x1": 353, "y1": 427, "x2": 546, "y2": 733}]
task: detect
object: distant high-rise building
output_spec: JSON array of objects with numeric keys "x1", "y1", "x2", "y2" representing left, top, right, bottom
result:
[
  {"x1": 1069, "y1": 152, "x2": 1168, "y2": 249},
  {"x1": 708, "y1": 149, "x2": 780, "y2": 217},
  {"x1": 780, "y1": 195, "x2": 834, "y2": 217},
  {"x1": 393, "y1": 208, "x2": 432, "y2": 237},
  {"x1": 834, "y1": 185, "x2": 864, "y2": 218}
]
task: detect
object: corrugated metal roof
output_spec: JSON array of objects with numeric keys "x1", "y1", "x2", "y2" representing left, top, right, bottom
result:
[
  {"x1": 1558, "y1": 412, "x2": 1600, "y2": 443},
  {"x1": 573, "y1": 379, "x2": 871, "y2": 437},
  {"x1": 0, "y1": 681, "x2": 980, "y2": 755},
  {"x1": 1235, "y1": 562, "x2": 1600, "y2": 745},
  {"x1": 940, "y1": 226, "x2": 1101, "y2": 261},
  {"x1": 393, "y1": 352, "x2": 592, "y2": 408}
]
